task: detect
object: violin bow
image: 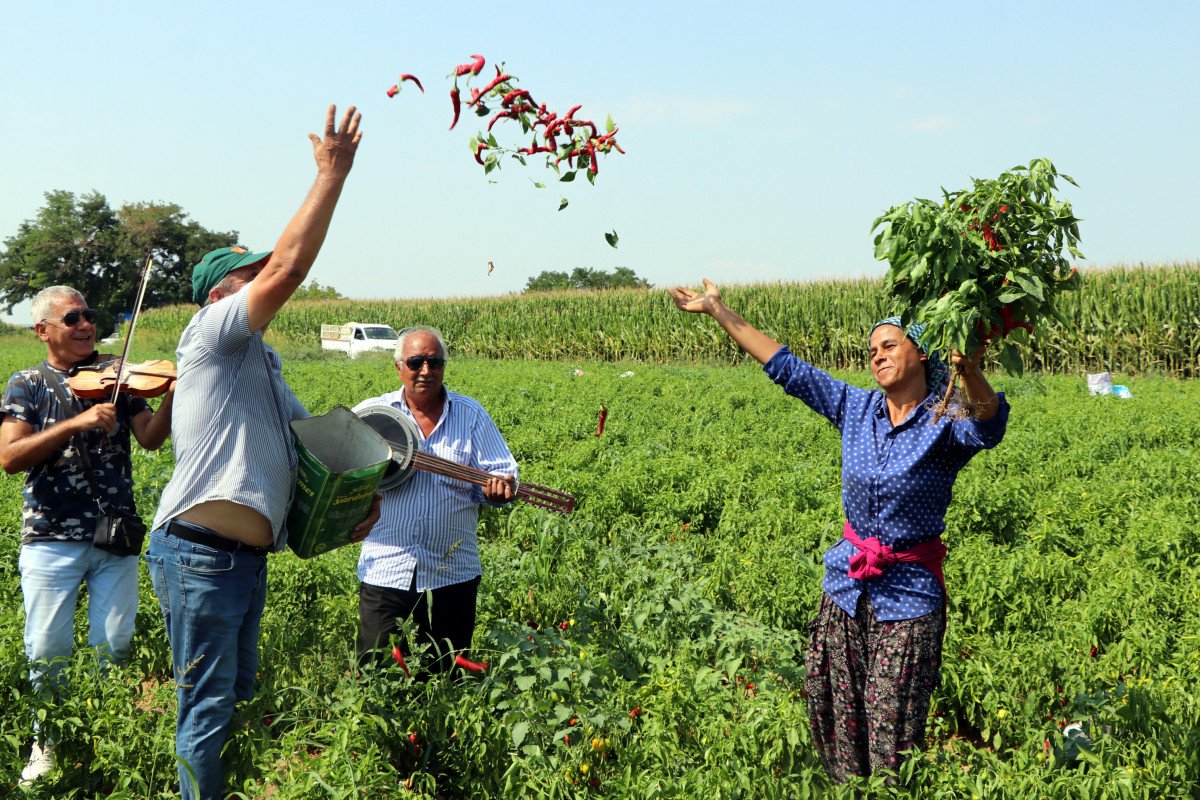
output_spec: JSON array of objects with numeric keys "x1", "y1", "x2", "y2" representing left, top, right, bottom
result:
[{"x1": 108, "y1": 254, "x2": 156, "y2": 405}]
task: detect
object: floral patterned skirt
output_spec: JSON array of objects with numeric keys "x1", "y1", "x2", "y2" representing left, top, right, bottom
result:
[{"x1": 804, "y1": 591, "x2": 945, "y2": 783}]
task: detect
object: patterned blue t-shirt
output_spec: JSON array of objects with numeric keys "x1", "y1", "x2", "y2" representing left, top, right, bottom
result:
[
  {"x1": 2, "y1": 360, "x2": 150, "y2": 544},
  {"x1": 764, "y1": 346, "x2": 1009, "y2": 621}
]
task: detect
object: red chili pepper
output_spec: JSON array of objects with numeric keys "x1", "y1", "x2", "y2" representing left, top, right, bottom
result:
[
  {"x1": 391, "y1": 645, "x2": 411, "y2": 677},
  {"x1": 386, "y1": 85, "x2": 400, "y2": 98},
  {"x1": 449, "y1": 88, "x2": 461, "y2": 130},
  {"x1": 563, "y1": 104, "x2": 582, "y2": 120},
  {"x1": 587, "y1": 140, "x2": 598, "y2": 175},
  {"x1": 453, "y1": 54, "x2": 486, "y2": 77},
  {"x1": 487, "y1": 109, "x2": 516, "y2": 131},
  {"x1": 629, "y1": 706, "x2": 641, "y2": 718},
  {"x1": 501, "y1": 88, "x2": 532, "y2": 107},
  {"x1": 470, "y1": 73, "x2": 512, "y2": 105},
  {"x1": 399, "y1": 74, "x2": 424, "y2": 93},
  {"x1": 999, "y1": 205, "x2": 1008, "y2": 213},
  {"x1": 474, "y1": 142, "x2": 489, "y2": 166},
  {"x1": 595, "y1": 404, "x2": 607, "y2": 436},
  {"x1": 1089, "y1": 645, "x2": 1097, "y2": 658},
  {"x1": 454, "y1": 653, "x2": 489, "y2": 673}
]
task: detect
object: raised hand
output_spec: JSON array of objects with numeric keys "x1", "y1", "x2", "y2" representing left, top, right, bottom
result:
[
  {"x1": 668, "y1": 278, "x2": 722, "y2": 315},
  {"x1": 308, "y1": 104, "x2": 363, "y2": 179}
]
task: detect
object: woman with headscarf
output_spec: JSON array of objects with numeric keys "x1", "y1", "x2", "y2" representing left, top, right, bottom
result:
[{"x1": 668, "y1": 279, "x2": 1008, "y2": 783}]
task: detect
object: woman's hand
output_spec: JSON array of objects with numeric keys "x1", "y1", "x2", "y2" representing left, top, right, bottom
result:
[
  {"x1": 950, "y1": 344, "x2": 987, "y2": 375},
  {"x1": 668, "y1": 279, "x2": 722, "y2": 316}
]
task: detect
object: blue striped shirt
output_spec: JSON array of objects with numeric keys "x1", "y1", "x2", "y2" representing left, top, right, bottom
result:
[
  {"x1": 151, "y1": 288, "x2": 308, "y2": 549},
  {"x1": 764, "y1": 346, "x2": 1008, "y2": 621},
  {"x1": 353, "y1": 387, "x2": 517, "y2": 591}
]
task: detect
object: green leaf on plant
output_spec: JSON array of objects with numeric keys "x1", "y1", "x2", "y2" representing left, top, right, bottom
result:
[
  {"x1": 511, "y1": 721, "x2": 529, "y2": 748},
  {"x1": 606, "y1": 114, "x2": 616, "y2": 133},
  {"x1": 514, "y1": 674, "x2": 536, "y2": 691},
  {"x1": 998, "y1": 341, "x2": 1024, "y2": 377},
  {"x1": 560, "y1": 171, "x2": 576, "y2": 183}
]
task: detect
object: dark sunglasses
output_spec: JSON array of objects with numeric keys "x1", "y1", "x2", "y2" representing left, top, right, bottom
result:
[
  {"x1": 403, "y1": 355, "x2": 446, "y2": 371},
  {"x1": 43, "y1": 308, "x2": 98, "y2": 327}
]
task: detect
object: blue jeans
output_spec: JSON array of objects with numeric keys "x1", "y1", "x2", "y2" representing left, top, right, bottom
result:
[
  {"x1": 19, "y1": 539, "x2": 139, "y2": 695},
  {"x1": 145, "y1": 526, "x2": 267, "y2": 800}
]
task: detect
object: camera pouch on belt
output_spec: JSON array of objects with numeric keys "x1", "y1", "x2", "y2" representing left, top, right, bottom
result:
[
  {"x1": 92, "y1": 509, "x2": 148, "y2": 557},
  {"x1": 37, "y1": 362, "x2": 146, "y2": 558}
]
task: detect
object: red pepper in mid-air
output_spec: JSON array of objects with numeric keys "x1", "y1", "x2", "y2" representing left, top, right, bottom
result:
[
  {"x1": 453, "y1": 53, "x2": 486, "y2": 76},
  {"x1": 398, "y1": 73, "x2": 424, "y2": 93},
  {"x1": 501, "y1": 88, "x2": 532, "y2": 107},
  {"x1": 595, "y1": 404, "x2": 607, "y2": 436},
  {"x1": 470, "y1": 73, "x2": 512, "y2": 104},
  {"x1": 586, "y1": 140, "x2": 598, "y2": 175},
  {"x1": 386, "y1": 85, "x2": 400, "y2": 98},
  {"x1": 474, "y1": 142, "x2": 489, "y2": 166},
  {"x1": 449, "y1": 87, "x2": 461, "y2": 130}
]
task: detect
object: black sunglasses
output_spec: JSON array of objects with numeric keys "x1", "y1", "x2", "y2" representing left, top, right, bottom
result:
[
  {"x1": 44, "y1": 308, "x2": 98, "y2": 327},
  {"x1": 403, "y1": 355, "x2": 446, "y2": 371}
]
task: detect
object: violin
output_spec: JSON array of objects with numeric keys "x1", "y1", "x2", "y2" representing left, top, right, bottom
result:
[{"x1": 68, "y1": 359, "x2": 177, "y2": 400}]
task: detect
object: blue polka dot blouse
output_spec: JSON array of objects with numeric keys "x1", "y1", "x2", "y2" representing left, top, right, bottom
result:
[{"x1": 764, "y1": 347, "x2": 1009, "y2": 621}]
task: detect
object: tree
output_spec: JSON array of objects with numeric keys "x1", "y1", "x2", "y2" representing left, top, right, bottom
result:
[
  {"x1": 291, "y1": 280, "x2": 346, "y2": 301},
  {"x1": 0, "y1": 190, "x2": 237, "y2": 328},
  {"x1": 523, "y1": 266, "x2": 649, "y2": 293}
]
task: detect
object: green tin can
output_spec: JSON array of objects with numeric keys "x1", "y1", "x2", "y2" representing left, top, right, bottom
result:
[{"x1": 286, "y1": 406, "x2": 390, "y2": 559}]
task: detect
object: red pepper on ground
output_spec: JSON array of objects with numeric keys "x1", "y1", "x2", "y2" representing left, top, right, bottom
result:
[
  {"x1": 449, "y1": 87, "x2": 461, "y2": 130},
  {"x1": 595, "y1": 404, "x2": 607, "y2": 436}
]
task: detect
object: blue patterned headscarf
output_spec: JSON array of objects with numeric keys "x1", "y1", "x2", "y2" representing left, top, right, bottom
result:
[{"x1": 869, "y1": 316, "x2": 951, "y2": 397}]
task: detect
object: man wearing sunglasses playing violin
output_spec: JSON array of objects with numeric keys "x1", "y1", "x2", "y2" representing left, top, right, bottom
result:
[
  {"x1": 353, "y1": 326, "x2": 516, "y2": 677},
  {"x1": 0, "y1": 285, "x2": 175, "y2": 784}
]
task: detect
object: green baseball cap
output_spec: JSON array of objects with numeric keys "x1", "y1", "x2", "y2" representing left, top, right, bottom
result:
[{"x1": 191, "y1": 246, "x2": 272, "y2": 305}]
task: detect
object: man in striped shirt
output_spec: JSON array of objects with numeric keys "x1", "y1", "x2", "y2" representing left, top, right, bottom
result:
[
  {"x1": 145, "y1": 105, "x2": 379, "y2": 800},
  {"x1": 354, "y1": 326, "x2": 516, "y2": 674}
]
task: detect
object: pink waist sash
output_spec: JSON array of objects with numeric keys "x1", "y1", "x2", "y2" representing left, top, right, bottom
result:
[{"x1": 842, "y1": 521, "x2": 947, "y2": 593}]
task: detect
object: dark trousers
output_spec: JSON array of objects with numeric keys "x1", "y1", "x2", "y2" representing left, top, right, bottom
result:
[{"x1": 357, "y1": 576, "x2": 481, "y2": 673}]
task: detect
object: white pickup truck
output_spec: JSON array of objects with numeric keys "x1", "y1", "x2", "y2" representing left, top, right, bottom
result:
[{"x1": 320, "y1": 323, "x2": 400, "y2": 358}]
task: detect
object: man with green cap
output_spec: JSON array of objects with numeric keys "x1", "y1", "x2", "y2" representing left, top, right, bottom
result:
[{"x1": 146, "y1": 104, "x2": 381, "y2": 800}]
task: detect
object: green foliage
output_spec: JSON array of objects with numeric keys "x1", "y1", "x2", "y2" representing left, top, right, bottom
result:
[
  {"x1": 0, "y1": 190, "x2": 237, "y2": 328},
  {"x1": 131, "y1": 264, "x2": 1200, "y2": 378},
  {"x1": 1, "y1": 332, "x2": 1198, "y2": 797},
  {"x1": 873, "y1": 159, "x2": 1083, "y2": 374},
  {"x1": 289, "y1": 280, "x2": 346, "y2": 302},
  {"x1": 524, "y1": 267, "x2": 648, "y2": 293}
]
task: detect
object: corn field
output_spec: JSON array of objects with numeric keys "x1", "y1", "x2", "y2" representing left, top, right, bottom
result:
[{"x1": 134, "y1": 264, "x2": 1200, "y2": 377}]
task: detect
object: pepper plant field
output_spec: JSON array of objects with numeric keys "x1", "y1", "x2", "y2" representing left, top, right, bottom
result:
[{"x1": 1, "y1": 330, "x2": 1198, "y2": 798}]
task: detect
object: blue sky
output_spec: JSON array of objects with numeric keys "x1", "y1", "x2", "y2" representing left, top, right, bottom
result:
[{"x1": 2, "y1": 1, "x2": 1197, "y2": 323}]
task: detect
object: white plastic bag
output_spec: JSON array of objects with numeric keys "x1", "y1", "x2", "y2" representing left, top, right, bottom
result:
[{"x1": 1086, "y1": 372, "x2": 1113, "y2": 396}]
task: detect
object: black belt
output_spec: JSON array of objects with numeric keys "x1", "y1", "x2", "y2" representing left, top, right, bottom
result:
[{"x1": 166, "y1": 520, "x2": 271, "y2": 556}]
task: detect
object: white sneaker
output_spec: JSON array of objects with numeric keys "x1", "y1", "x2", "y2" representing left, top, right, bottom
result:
[{"x1": 19, "y1": 741, "x2": 55, "y2": 784}]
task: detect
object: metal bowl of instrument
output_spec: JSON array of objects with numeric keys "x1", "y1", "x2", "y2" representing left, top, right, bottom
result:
[{"x1": 354, "y1": 405, "x2": 420, "y2": 491}]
